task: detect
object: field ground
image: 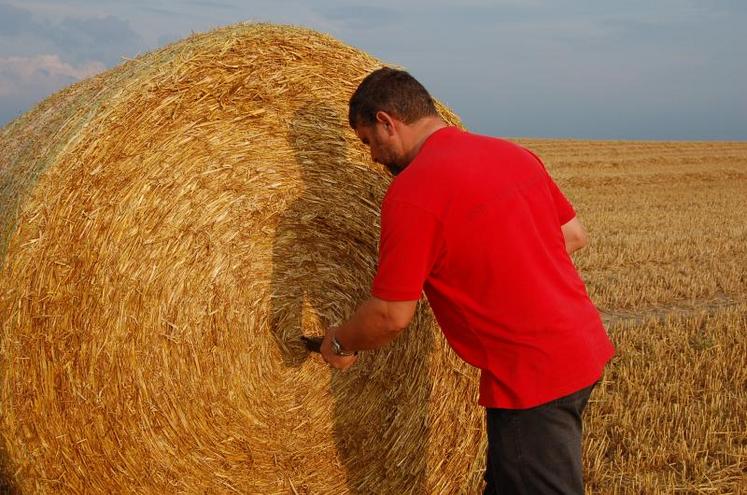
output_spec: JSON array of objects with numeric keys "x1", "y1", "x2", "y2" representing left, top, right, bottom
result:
[
  {"x1": 0, "y1": 139, "x2": 744, "y2": 494},
  {"x1": 516, "y1": 139, "x2": 747, "y2": 494}
]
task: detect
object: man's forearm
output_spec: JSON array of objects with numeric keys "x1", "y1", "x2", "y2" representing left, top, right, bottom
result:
[
  {"x1": 561, "y1": 217, "x2": 588, "y2": 255},
  {"x1": 566, "y1": 238, "x2": 585, "y2": 255},
  {"x1": 334, "y1": 298, "x2": 403, "y2": 352}
]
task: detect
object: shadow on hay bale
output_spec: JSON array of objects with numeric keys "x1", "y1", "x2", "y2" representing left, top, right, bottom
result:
[
  {"x1": 271, "y1": 100, "x2": 434, "y2": 492},
  {"x1": 271, "y1": 100, "x2": 373, "y2": 368},
  {"x1": 0, "y1": 450, "x2": 17, "y2": 495}
]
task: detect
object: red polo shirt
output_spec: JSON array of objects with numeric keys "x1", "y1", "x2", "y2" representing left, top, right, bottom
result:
[{"x1": 371, "y1": 127, "x2": 614, "y2": 409}]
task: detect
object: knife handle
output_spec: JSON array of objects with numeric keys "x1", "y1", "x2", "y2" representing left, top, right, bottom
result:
[{"x1": 301, "y1": 335, "x2": 323, "y2": 353}]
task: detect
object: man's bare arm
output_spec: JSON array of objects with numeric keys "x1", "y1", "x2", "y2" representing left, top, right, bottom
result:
[
  {"x1": 561, "y1": 216, "x2": 588, "y2": 254},
  {"x1": 333, "y1": 297, "x2": 418, "y2": 351}
]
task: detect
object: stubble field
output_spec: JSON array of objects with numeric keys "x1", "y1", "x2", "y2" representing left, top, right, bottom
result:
[
  {"x1": 1, "y1": 118, "x2": 744, "y2": 493},
  {"x1": 517, "y1": 139, "x2": 747, "y2": 494}
]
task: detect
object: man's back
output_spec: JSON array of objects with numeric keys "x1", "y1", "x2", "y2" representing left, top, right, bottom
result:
[{"x1": 372, "y1": 127, "x2": 615, "y2": 408}]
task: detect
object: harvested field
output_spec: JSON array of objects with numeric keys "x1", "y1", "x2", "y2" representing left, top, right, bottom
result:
[{"x1": 517, "y1": 139, "x2": 747, "y2": 494}]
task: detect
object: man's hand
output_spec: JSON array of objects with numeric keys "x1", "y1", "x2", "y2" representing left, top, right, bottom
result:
[{"x1": 320, "y1": 326, "x2": 358, "y2": 370}]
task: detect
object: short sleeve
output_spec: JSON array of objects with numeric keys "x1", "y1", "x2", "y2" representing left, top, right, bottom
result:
[
  {"x1": 545, "y1": 173, "x2": 576, "y2": 225},
  {"x1": 525, "y1": 149, "x2": 576, "y2": 225},
  {"x1": 371, "y1": 199, "x2": 442, "y2": 301}
]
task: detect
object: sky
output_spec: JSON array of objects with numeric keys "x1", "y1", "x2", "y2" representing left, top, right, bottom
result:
[{"x1": 0, "y1": 0, "x2": 745, "y2": 140}]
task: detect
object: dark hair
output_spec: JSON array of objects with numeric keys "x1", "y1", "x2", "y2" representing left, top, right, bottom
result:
[{"x1": 348, "y1": 67, "x2": 438, "y2": 129}]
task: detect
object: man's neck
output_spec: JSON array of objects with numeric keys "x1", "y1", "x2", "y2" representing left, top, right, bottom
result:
[{"x1": 404, "y1": 116, "x2": 448, "y2": 163}]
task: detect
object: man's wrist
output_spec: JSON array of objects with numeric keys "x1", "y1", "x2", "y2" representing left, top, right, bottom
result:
[{"x1": 331, "y1": 329, "x2": 356, "y2": 356}]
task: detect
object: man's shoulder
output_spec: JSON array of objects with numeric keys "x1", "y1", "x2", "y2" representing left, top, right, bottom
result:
[
  {"x1": 429, "y1": 129, "x2": 528, "y2": 157},
  {"x1": 384, "y1": 131, "x2": 535, "y2": 209}
]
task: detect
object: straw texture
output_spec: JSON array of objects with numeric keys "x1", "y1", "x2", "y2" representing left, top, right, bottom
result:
[{"x1": 0, "y1": 23, "x2": 484, "y2": 494}]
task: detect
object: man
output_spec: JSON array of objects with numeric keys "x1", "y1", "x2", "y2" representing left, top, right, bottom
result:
[{"x1": 319, "y1": 67, "x2": 615, "y2": 494}]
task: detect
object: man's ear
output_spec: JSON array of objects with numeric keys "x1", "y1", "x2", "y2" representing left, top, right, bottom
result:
[{"x1": 375, "y1": 111, "x2": 397, "y2": 136}]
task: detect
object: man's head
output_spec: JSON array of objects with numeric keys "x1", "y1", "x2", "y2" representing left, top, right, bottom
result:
[{"x1": 348, "y1": 67, "x2": 443, "y2": 175}]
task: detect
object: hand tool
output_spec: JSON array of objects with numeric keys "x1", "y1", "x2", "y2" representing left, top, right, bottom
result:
[{"x1": 301, "y1": 335, "x2": 323, "y2": 353}]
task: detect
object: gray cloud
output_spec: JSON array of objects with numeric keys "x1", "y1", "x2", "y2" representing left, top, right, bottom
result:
[
  {"x1": 49, "y1": 15, "x2": 145, "y2": 65},
  {"x1": 314, "y1": 5, "x2": 399, "y2": 29},
  {"x1": 0, "y1": 3, "x2": 144, "y2": 65},
  {"x1": 707, "y1": 0, "x2": 747, "y2": 12},
  {"x1": 0, "y1": 0, "x2": 745, "y2": 138},
  {"x1": 0, "y1": 3, "x2": 35, "y2": 35},
  {"x1": 0, "y1": 54, "x2": 104, "y2": 125},
  {"x1": 0, "y1": 55, "x2": 103, "y2": 90},
  {"x1": 0, "y1": 91, "x2": 36, "y2": 123},
  {"x1": 0, "y1": 3, "x2": 146, "y2": 126},
  {"x1": 140, "y1": 5, "x2": 184, "y2": 17},
  {"x1": 157, "y1": 32, "x2": 182, "y2": 47},
  {"x1": 184, "y1": 0, "x2": 239, "y2": 9}
]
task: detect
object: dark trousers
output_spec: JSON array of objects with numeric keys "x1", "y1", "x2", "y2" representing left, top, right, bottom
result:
[{"x1": 483, "y1": 383, "x2": 596, "y2": 495}]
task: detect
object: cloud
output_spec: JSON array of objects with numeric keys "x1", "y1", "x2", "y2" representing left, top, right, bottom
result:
[
  {"x1": 140, "y1": 5, "x2": 183, "y2": 17},
  {"x1": 157, "y1": 33, "x2": 183, "y2": 47},
  {"x1": 0, "y1": 4, "x2": 143, "y2": 124},
  {"x1": 185, "y1": 0, "x2": 239, "y2": 9},
  {"x1": 313, "y1": 5, "x2": 399, "y2": 29},
  {"x1": 0, "y1": 54, "x2": 105, "y2": 97},
  {"x1": 0, "y1": 0, "x2": 744, "y2": 138},
  {"x1": 0, "y1": 4, "x2": 144, "y2": 66},
  {"x1": 706, "y1": 0, "x2": 747, "y2": 12},
  {"x1": 0, "y1": 2, "x2": 35, "y2": 35},
  {"x1": 59, "y1": 15, "x2": 138, "y2": 44},
  {"x1": 47, "y1": 15, "x2": 145, "y2": 65}
]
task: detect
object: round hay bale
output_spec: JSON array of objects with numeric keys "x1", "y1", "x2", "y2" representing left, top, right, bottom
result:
[{"x1": 0, "y1": 23, "x2": 484, "y2": 494}]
